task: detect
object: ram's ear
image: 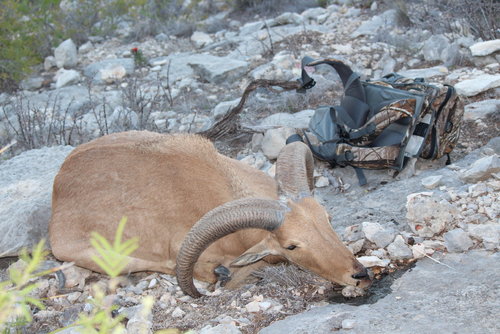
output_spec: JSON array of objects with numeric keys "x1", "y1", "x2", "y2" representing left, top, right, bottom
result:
[{"x1": 230, "y1": 238, "x2": 277, "y2": 267}]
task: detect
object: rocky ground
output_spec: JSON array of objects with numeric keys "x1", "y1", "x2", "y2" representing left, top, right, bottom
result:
[{"x1": 0, "y1": 0, "x2": 499, "y2": 333}]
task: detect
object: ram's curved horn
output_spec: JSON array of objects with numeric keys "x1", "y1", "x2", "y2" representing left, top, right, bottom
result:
[
  {"x1": 275, "y1": 141, "x2": 314, "y2": 198},
  {"x1": 176, "y1": 198, "x2": 288, "y2": 298}
]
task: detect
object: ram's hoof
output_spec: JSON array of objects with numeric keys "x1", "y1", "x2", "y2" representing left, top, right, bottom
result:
[{"x1": 214, "y1": 265, "x2": 231, "y2": 287}]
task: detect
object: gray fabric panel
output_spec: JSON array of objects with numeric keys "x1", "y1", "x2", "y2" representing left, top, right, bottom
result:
[{"x1": 309, "y1": 106, "x2": 340, "y2": 142}]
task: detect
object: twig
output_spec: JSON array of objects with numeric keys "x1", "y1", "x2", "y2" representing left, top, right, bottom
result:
[{"x1": 411, "y1": 246, "x2": 456, "y2": 270}]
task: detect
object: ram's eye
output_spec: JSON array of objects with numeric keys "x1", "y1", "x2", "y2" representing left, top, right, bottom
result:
[{"x1": 287, "y1": 245, "x2": 297, "y2": 250}]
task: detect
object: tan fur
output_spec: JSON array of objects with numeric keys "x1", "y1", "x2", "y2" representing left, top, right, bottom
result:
[{"x1": 50, "y1": 131, "x2": 369, "y2": 288}]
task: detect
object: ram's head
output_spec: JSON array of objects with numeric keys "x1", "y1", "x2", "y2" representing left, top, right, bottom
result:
[{"x1": 176, "y1": 141, "x2": 371, "y2": 297}]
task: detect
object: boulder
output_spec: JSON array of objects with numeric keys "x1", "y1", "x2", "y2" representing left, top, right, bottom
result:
[
  {"x1": 0, "y1": 146, "x2": 73, "y2": 257},
  {"x1": 469, "y1": 39, "x2": 500, "y2": 57},
  {"x1": 20, "y1": 77, "x2": 44, "y2": 91},
  {"x1": 54, "y1": 39, "x2": 78, "y2": 69},
  {"x1": 406, "y1": 192, "x2": 460, "y2": 237},
  {"x1": 455, "y1": 74, "x2": 500, "y2": 97}
]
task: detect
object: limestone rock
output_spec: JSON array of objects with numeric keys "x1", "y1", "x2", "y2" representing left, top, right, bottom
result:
[
  {"x1": 55, "y1": 69, "x2": 81, "y2": 89},
  {"x1": 54, "y1": 39, "x2": 78, "y2": 69},
  {"x1": 361, "y1": 222, "x2": 395, "y2": 248},
  {"x1": 191, "y1": 31, "x2": 214, "y2": 48},
  {"x1": 387, "y1": 235, "x2": 413, "y2": 260},
  {"x1": 188, "y1": 55, "x2": 248, "y2": 84},
  {"x1": 351, "y1": 9, "x2": 397, "y2": 38},
  {"x1": 20, "y1": 77, "x2": 44, "y2": 91},
  {"x1": 261, "y1": 127, "x2": 295, "y2": 160},
  {"x1": 469, "y1": 39, "x2": 500, "y2": 57},
  {"x1": 421, "y1": 175, "x2": 443, "y2": 189},
  {"x1": 212, "y1": 98, "x2": 240, "y2": 120},
  {"x1": 357, "y1": 255, "x2": 390, "y2": 267},
  {"x1": 0, "y1": 146, "x2": 73, "y2": 257},
  {"x1": 459, "y1": 155, "x2": 500, "y2": 183},
  {"x1": 464, "y1": 99, "x2": 500, "y2": 121},
  {"x1": 406, "y1": 192, "x2": 460, "y2": 237},
  {"x1": 44, "y1": 56, "x2": 57, "y2": 71},
  {"x1": 444, "y1": 228, "x2": 473, "y2": 252},
  {"x1": 455, "y1": 74, "x2": 500, "y2": 97},
  {"x1": 467, "y1": 224, "x2": 500, "y2": 250},
  {"x1": 257, "y1": 110, "x2": 315, "y2": 130},
  {"x1": 422, "y1": 34, "x2": 450, "y2": 61},
  {"x1": 84, "y1": 58, "x2": 135, "y2": 84},
  {"x1": 397, "y1": 66, "x2": 448, "y2": 79}
]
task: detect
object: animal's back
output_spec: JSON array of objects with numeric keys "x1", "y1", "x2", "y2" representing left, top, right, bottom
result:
[{"x1": 49, "y1": 131, "x2": 276, "y2": 272}]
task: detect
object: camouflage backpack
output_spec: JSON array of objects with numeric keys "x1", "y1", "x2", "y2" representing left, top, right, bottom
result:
[{"x1": 291, "y1": 57, "x2": 465, "y2": 185}]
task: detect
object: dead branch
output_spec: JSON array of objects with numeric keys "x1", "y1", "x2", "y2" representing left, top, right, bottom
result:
[{"x1": 198, "y1": 79, "x2": 302, "y2": 140}]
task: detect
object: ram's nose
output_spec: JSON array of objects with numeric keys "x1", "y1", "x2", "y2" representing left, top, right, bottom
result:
[{"x1": 351, "y1": 267, "x2": 369, "y2": 280}]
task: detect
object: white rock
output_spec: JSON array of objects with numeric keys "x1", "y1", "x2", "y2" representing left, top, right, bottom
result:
[
  {"x1": 148, "y1": 278, "x2": 157, "y2": 289},
  {"x1": 191, "y1": 31, "x2": 214, "y2": 48},
  {"x1": 54, "y1": 39, "x2": 78, "y2": 68},
  {"x1": 455, "y1": 74, "x2": 500, "y2": 97},
  {"x1": 171, "y1": 306, "x2": 185, "y2": 318},
  {"x1": 464, "y1": 99, "x2": 500, "y2": 121},
  {"x1": 245, "y1": 300, "x2": 261, "y2": 313},
  {"x1": 459, "y1": 155, "x2": 500, "y2": 183},
  {"x1": 470, "y1": 39, "x2": 500, "y2": 56},
  {"x1": 387, "y1": 235, "x2": 413, "y2": 260},
  {"x1": 261, "y1": 127, "x2": 295, "y2": 160},
  {"x1": 411, "y1": 243, "x2": 427, "y2": 259},
  {"x1": 421, "y1": 175, "x2": 443, "y2": 189},
  {"x1": 341, "y1": 286, "x2": 366, "y2": 298},
  {"x1": 315, "y1": 176, "x2": 329, "y2": 188},
  {"x1": 0, "y1": 146, "x2": 73, "y2": 257},
  {"x1": 361, "y1": 222, "x2": 395, "y2": 248},
  {"x1": 348, "y1": 239, "x2": 365, "y2": 255},
  {"x1": 467, "y1": 224, "x2": 500, "y2": 250},
  {"x1": 444, "y1": 228, "x2": 474, "y2": 252},
  {"x1": 406, "y1": 192, "x2": 460, "y2": 237},
  {"x1": 55, "y1": 69, "x2": 81, "y2": 89},
  {"x1": 357, "y1": 255, "x2": 390, "y2": 267}
]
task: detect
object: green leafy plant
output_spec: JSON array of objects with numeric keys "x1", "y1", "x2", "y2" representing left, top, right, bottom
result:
[
  {"x1": 67, "y1": 216, "x2": 146, "y2": 334},
  {"x1": 0, "y1": 240, "x2": 47, "y2": 331},
  {"x1": 90, "y1": 217, "x2": 139, "y2": 278}
]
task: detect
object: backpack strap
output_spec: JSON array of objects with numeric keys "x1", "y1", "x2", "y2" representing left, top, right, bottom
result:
[{"x1": 421, "y1": 85, "x2": 455, "y2": 159}]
